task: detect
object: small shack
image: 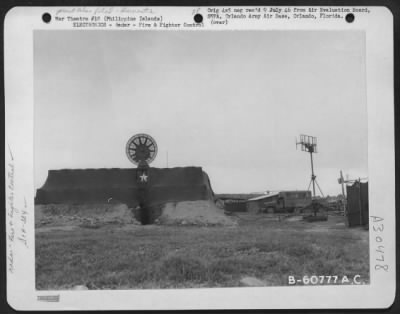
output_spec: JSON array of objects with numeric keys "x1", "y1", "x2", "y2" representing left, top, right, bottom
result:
[
  {"x1": 246, "y1": 193, "x2": 279, "y2": 213},
  {"x1": 216, "y1": 194, "x2": 261, "y2": 213},
  {"x1": 346, "y1": 181, "x2": 369, "y2": 227}
]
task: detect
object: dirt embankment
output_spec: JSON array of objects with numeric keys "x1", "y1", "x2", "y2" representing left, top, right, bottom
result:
[
  {"x1": 156, "y1": 200, "x2": 237, "y2": 226},
  {"x1": 35, "y1": 203, "x2": 139, "y2": 228},
  {"x1": 35, "y1": 200, "x2": 236, "y2": 228}
]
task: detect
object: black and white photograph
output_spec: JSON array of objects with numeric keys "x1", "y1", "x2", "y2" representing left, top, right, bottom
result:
[
  {"x1": 33, "y1": 29, "x2": 370, "y2": 290},
  {"x1": 4, "y1": 6, "x2": 395, "y2": 310}
]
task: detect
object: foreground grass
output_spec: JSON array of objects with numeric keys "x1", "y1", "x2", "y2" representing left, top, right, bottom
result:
[{"x1": 36, "y1": 215, "x2": 369, "y2": 289}]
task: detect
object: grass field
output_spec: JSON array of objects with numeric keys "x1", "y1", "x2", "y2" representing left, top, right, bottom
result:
[{"x1": 36, "y1": 214, "x2": 369, "y2": 290}]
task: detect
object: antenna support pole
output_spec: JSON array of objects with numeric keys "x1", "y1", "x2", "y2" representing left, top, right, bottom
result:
[
  {"x1": 310, "y1": 150, "x2": 316, "y2": 197},
  {"x1": 296, "y1": 134, "x2": 324, "y2": 198}
]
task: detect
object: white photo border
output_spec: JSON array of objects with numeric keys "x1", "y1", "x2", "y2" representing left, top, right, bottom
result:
[{"x1": 4, "y1": 6, "x2": 395, "y2": 310}]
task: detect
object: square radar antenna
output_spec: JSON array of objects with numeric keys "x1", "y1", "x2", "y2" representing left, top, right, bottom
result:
[
  {"x1": 296, "y1": 134, "x2": 324, "y2": 198},
  {"x1": 297, "y1": 134, "x2": 317, "y2": 153}
]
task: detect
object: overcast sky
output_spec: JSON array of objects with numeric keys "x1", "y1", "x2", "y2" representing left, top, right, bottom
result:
[{"x1": 34, "y1": 30, "x2": 367, "y2": 195}]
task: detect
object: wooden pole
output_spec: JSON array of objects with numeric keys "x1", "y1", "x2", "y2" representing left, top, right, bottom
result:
[
  {"x1": 310, "y1": 151, "x2": 316, "y2": 197},
  {"x1": 358, "y1": 178, "x2": 362, "y2": 226},
  {"x1": 340, "y1": 170, "x2": 346, "y2": 215}
]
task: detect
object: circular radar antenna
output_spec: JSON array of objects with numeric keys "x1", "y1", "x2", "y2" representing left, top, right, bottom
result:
[{"x1": 126, "y1": 133, "x2": 158, "y2": 166}]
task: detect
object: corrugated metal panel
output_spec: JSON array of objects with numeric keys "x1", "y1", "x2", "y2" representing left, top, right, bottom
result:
[
  {"x1": 247, "y1": 193, "x2": 279, "y2": 202},
  {"x1": 346, "y1": 181, "x2": 368, "y2": 227},
  {"x1": 225, "y1": 201, "x2": 247, "y2": 212}
]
